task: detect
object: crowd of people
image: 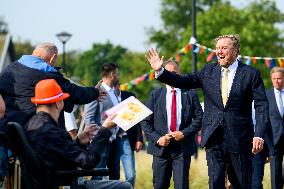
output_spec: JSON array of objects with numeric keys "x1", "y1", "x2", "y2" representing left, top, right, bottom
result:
[{"x1": 0, "y1": 34, "x2": 283, "y2": 189}]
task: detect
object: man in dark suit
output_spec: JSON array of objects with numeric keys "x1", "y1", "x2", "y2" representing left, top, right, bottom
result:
[
  {"x1": 114, "y1": 83, "x2": 143, "y2": 187},
  {"x1": 141, "y1": 59, "x2": 203, "y2": 189},
  {"x1": 266, "y1": 67, "x2": 284, "y2": 189},
  {"x1": 145, "y1": 34, "x2": 269, "y2": 189}
]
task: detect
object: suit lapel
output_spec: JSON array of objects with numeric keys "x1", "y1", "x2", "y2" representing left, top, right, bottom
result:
[
  {"x1": 212, "y1": 64, "x2": 223, "y2": 107},
  {"x1": 226, "y1": 61, "x2": 244, "y2": 108},
  {"x1": 270, "y1": 89, "x2": 282, "y2": 117},
  {"x1": 160, "y1": 88, "x2": 168, "y2": 126},
  {"x1": 180, "y1": 90, "x2": 188, "y2": 126},
  {"x1": 100, "y1": 85, "x2": 114, "y2": 107}
]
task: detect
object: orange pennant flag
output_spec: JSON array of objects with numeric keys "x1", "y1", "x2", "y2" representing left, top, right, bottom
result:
[
  {"x1": 185, "y1": 44, "x2": 191, "y2": 52},
  {"x1": 176, "y1": 54, "x2": 181, "y2": 62},
  {"x1": 199, "y1": 46, "x2": 205, "y2": 54},
  {"x1": 252, "y1": 57, "x2": 257, "y2": 64}
]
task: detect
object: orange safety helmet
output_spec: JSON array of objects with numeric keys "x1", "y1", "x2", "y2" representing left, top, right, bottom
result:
[{"x1": 31, "y1": 79, "x2": 69, "y2": 104}]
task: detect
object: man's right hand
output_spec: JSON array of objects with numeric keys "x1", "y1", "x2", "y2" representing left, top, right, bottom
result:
[
  {"x1": 157, "y1": 134, "x2": 172, "y2": 147},
  {"x1": 97, "y1": 90, "x2": 107, "y2": 101},
  {"x1": 95, "y1": 80, "x2": 107, "y2": 101},
  {"x1": 102, "y1": 114, "x2": 117, "y2": 129},
  {"x1": 145, "y1": 48, "x2": 164, "y2": 72}
]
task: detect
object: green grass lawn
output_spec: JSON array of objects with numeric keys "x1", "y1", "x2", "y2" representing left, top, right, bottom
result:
[{"x1": 120, "y1": 149, "x2": 271, "y2": 189}]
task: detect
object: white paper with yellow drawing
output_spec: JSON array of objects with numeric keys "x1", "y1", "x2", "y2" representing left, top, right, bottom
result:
[{"x1": 104, "y1": 96, "x2": 152, "y2": 131}]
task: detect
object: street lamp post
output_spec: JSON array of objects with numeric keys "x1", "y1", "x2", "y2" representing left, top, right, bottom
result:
[
  {"x1": 191, "y1": 0, "x2": 197, "y2": 73},
  {"x1": 56, "y1": 31, "x2": 72, "y2": 74}
]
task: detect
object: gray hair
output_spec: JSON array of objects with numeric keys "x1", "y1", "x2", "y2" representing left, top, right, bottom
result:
[
  {"x1": 215, "y1": 34, "x2": 240, "y2": 54},
  {"x1": 35, "y1": 42, "x2": 58, "y2": 56},
  {"x1": 163, "y1": 58, "x2": 180, "y2": 68},
  {"x1": 270, "y1": 66, "x2": 284, "y2": 76}
]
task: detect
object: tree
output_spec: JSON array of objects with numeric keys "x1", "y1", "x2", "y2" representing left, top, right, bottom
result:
[
  {"x1": 13, "y1": 40, "x2": 35, "y2": 59},
  {"x1": 148, "y1": 0, "x2": 284, "y2": 89},
  {"x1": 147, "y1": 0, "x2": 221, "y2": 55},
  {"x1": 0, "y1": 17, "x2": 8, "y2": 34},
  {"x1": 72, "y1": 42, "x2": 127, "y2": 86}
]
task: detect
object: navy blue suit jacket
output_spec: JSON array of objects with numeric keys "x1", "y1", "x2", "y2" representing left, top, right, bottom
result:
[
  {"x1": 158, "y1": 61, "x2": 269, "y2": 153},
  {"x1": 266, "y1": 88, "x2": 284, "y2": 146},
  {"x1": 141, "y1": 87, "x2": 203, "y2": 157}
]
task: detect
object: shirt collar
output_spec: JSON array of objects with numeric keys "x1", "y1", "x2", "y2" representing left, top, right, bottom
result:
[
  {"x1": 221, "y1": 59, "x2": 238, "y2": 72},
  {"x1": 274, "y1": 88, "x2": 284, "y2": 93},
  {"x1": 101, "y1": 82, "x2": 113, "y2": 92},
  {"x1": 166, "y1": 85, "x2": 180, "y2": 94}
]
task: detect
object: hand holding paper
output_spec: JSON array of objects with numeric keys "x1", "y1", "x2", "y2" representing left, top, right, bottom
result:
[{"x1": 105, "y1": 96, "x2": 152, "y2": 131}]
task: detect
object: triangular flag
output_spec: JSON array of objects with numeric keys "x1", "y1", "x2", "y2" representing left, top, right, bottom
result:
[
  {"x1": 265, "y1": 59, "x2": 270, "y2": 68},
  {"x1": 206, "y1": 51, "x2": 215, "y2": 62},
  {"x1": 189, "y1": 36, "x2": 197, "y2": 44},
  {"x1": 144, "y1": 73, "x2": 149, "y2": 81},
  {"x1": 277, "y1": 58, "x2": 282, "y2": 66},
  {"x1": 193, "y1": 46, "x2": 200, "y2": 54},
  {"x1": 128, "y1": 82, "x2": 133, "y2": 90},
  {"x1": 121, "y1": 83, "x2": 128, "y2": 91},
  {"x1": 199, "y1": 46, "x2": 205, "y2": 54},
  {"x1": 149, "y1": 70, "x2": 155, "y2": 81},
  {"x1": 280, "y1": 60, "x2": 284, "y2": 68},
  {"x1": 245, "y1": 58, "x2": 251, "y2": 65},
  {"x1": 181, "y1": 47, "x2": 188, "y2": 54},
  {"x1": 185, "y1": 44, "x2": 191, "y2": 52},
  {"x1": 252, "y1": 57, "x2": 257, "y2": 64},
  {"x1": 270, "y1": 59, "x2": 276, "y2": 69},
  {"x1": 176, "y1": 54, "x2": 181, "y2": 62}
]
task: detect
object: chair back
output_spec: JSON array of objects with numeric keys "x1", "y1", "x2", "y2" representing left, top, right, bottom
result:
[{"x1": 7, "y1": 122, "x2": 46, "y2": 189}]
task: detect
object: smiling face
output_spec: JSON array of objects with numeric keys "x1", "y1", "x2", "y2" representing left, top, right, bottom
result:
[{"x1": 215, "y1": 38, "x2": 238, "y2": 68}]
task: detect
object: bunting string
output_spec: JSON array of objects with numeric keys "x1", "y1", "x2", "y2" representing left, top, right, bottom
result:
[{"x1": 120, "y1": 36, "x2": 284, "y2": 91}]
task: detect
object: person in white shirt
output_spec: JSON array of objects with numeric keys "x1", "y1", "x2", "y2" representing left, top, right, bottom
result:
[{"x1": 84, "y1": 63, "x2": 121, "y2": 181}]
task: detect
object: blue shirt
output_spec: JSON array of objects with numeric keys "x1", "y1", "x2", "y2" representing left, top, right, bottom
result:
[{"x1": 18, "y1": 55, "x2": 58, "y2": 73}]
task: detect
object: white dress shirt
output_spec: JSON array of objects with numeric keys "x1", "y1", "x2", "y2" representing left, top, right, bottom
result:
[
  {"x1": 221, "y1": 60, "x2": 238, "y2": 98},
  {"x1": 274, "y1": 88, "x2": 284, "y2": 117},
  {"x1": 166, "y1": 85, "x2": 182, "y2": 132},
  {"x1": 101, "y1": 82, "x2": 120, "y2": 140}
]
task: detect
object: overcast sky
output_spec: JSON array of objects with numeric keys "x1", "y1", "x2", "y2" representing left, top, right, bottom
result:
[{"x1": 0, "y1": 0, "x2": 283, "y2": 53}]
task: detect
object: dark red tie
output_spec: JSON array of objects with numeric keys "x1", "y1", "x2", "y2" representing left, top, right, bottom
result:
[{"x1": 170, "y1": 89, "x2": 177, "y2": 132}]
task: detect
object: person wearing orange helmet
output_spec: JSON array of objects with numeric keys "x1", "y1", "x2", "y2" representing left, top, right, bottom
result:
[{"x1": 24, "y1": 79, "x2": 132, "y2": 189}]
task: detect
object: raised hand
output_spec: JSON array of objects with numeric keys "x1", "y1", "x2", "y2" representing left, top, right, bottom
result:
[
  {"x1": 95, "y1": 79, "x2": 107, "y2": 101},
  {"x1": 145, "y1": 48, "x2": 164, "y2": 71}
]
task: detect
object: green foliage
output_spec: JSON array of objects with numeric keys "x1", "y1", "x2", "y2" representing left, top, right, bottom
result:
[
  {"x1": 147, "y1": 0, "x2": 222, "y2": 56},
  {"x1": 0, "y1": 16, "x2": 8, "y2": 34},
  {"x1": 118, "y1": 52, "x2": 162, "y2": 103},
  {"x1": 72, "y1": 42, "x2": 127, "y2": 86},
  {"x1": 70, "y1": 43, "x2": 161, "y2": 103},
  {"x1": 148, "y1": 0, "x2": 284, "y2": 93},
  {"x1": 13, "y1": 40, "x2": 35, "y2": 59}
]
